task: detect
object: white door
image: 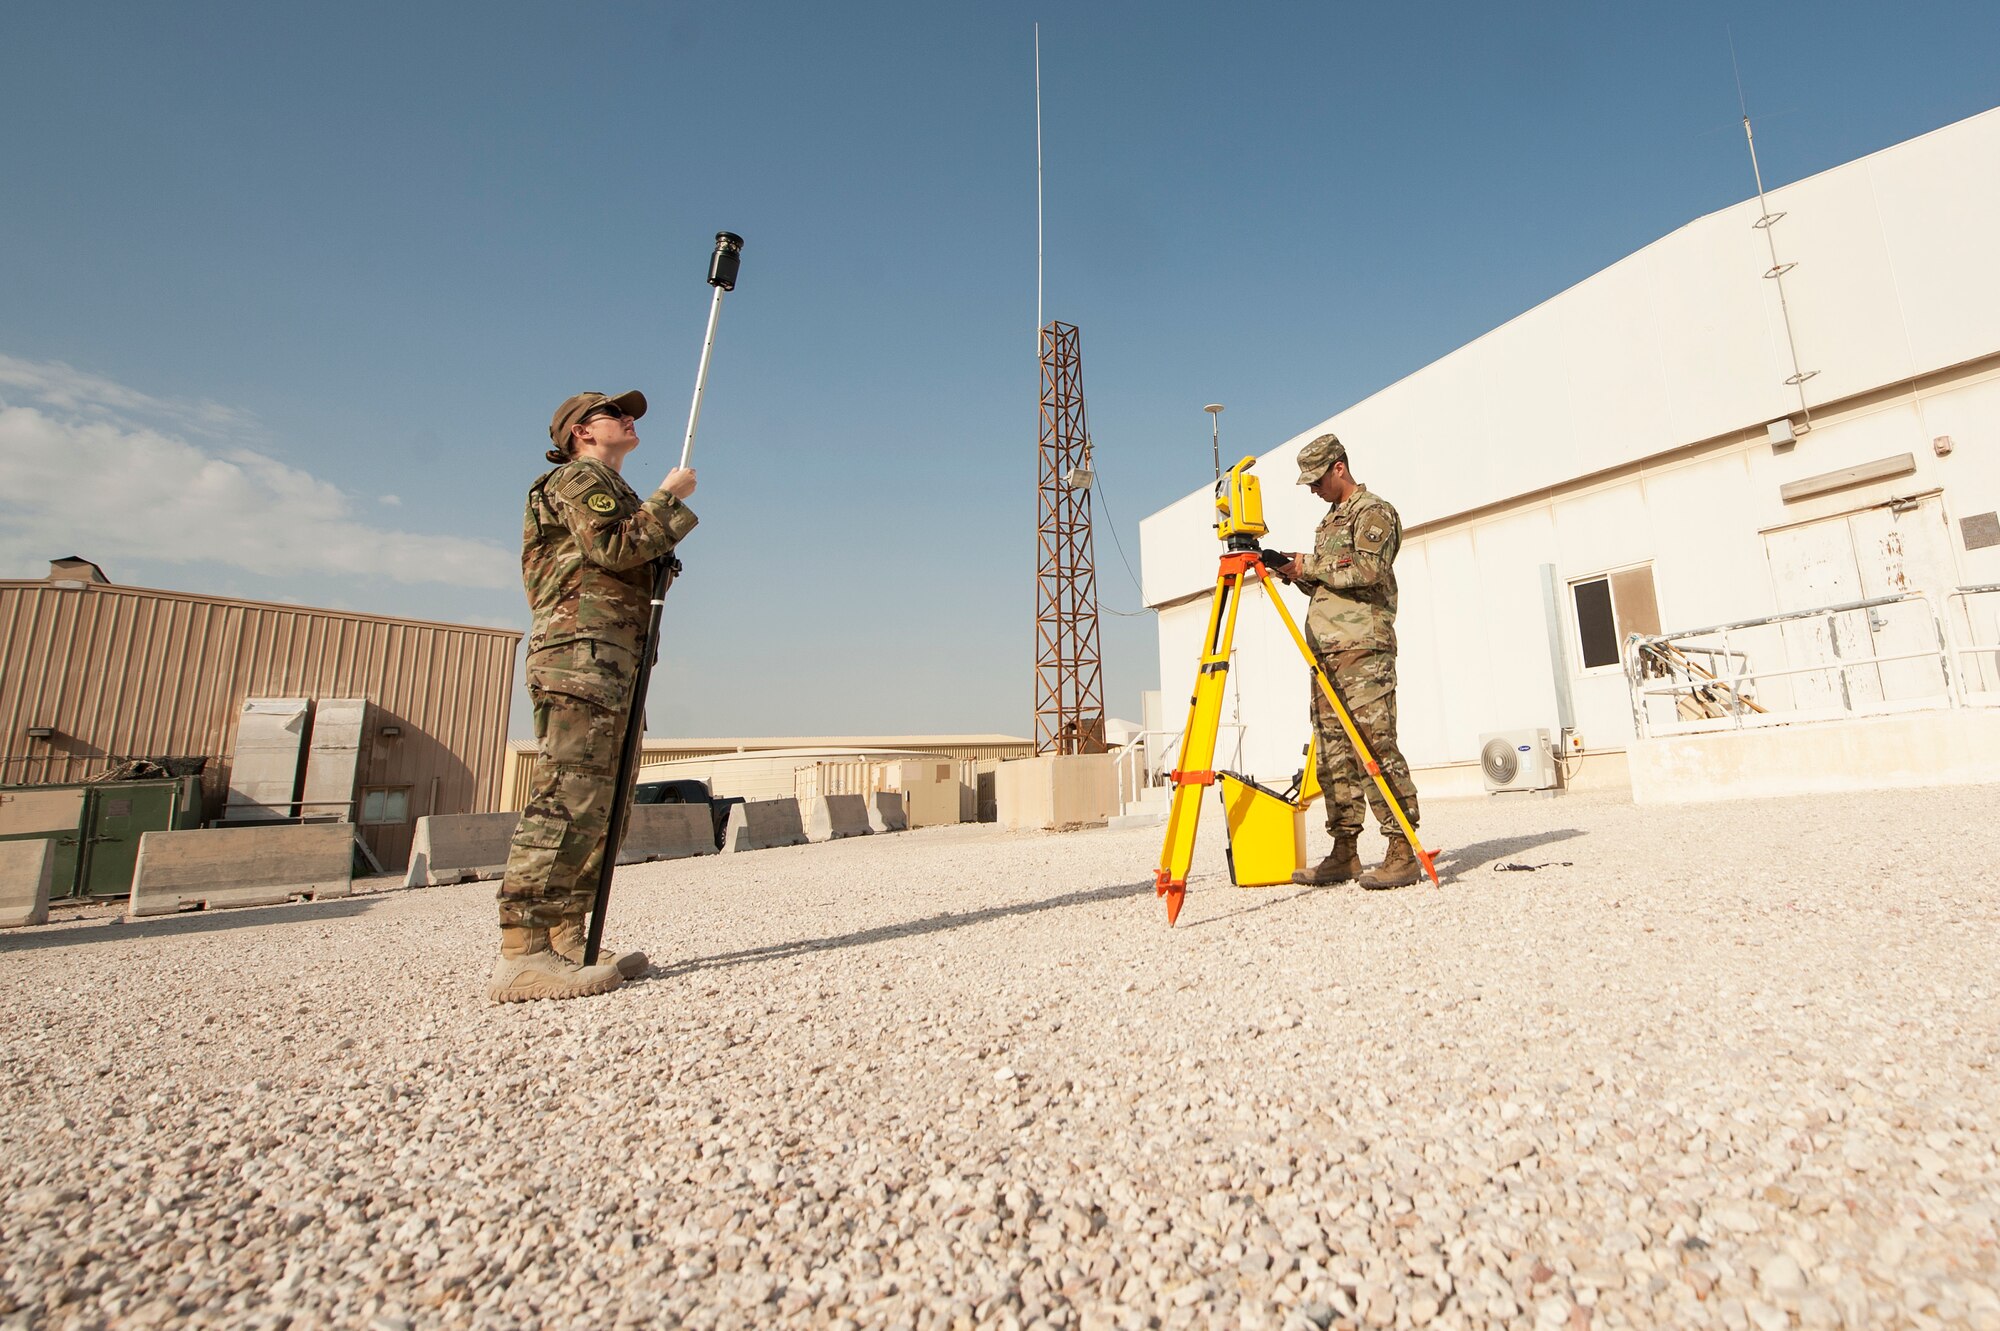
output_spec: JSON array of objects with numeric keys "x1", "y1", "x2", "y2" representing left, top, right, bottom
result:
[
  {"x1": 1764, "y1": 519, "x2": 1882, "y2": 710},
  {"x1": 1848, "y1": 498, "x2": 1957, "y2": 702}
]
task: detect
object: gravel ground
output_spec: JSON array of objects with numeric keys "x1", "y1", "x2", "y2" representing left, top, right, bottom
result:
[{"x1": 3, "y1": 783, "x2": 1999, "y2": 1331}]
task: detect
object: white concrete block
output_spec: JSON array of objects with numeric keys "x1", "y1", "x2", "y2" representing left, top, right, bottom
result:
[
  {"x1": 0, "y1": 840, "x2": 54, "y2": 928},
  {"x1": 866, "y1": 791, "x2": 908, "y2": 833},
  {"x1": 618, "y1": 804, "x2": 717, "y2": 863},
  {"x1": 130, "y1": 823, "x2": 353, "y2": 917},
  {"x1": 803, "y1": 794, "x2": 871, "y2": 843},
  {"x1": 721, "y1": 799, "x2": 808, "y2": 852},
  {"x1": 1629, "y1": 710, "x2": 2000, "y2": 804},
  {"x1": 994, "y1": 753, "x2": 1119, "y2": 831},
  {"x1": 404, "y1": 812, "x2": 520, "y2": 887}
]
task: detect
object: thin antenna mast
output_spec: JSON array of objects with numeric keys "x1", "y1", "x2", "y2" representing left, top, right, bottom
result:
[
  {"x1": 1031, "y1": 25, "x2": 1104, "y2": 756},
  {"x1": 1035, "y1": 23, "x2": 1044, "y2": 340},
  {"x1": 1730, "y1": 32, "x2": 1816, "y2": 428}
]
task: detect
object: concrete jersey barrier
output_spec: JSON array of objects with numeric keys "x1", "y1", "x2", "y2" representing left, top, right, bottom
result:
[
  {"x1": 130, "y1": 823, "x2": 353, "y2": 917},
  {"x1": 0, "y1": 840, "x2": 54, "y2": 928},
  {"x1": 804, "y1": 794, "x2": 872, "y2": 843},
  {"x1": 404, "y1": 812, "x2": 520, "y2": 887},
  {"x1": 721, "y1": 798, "x2": 808, "y2": 853},
  {"x1": 618, "y1": 804, "x2": 718, "y2": 863},
  {"x1": 867, "y1": 791, "x2": 908, "y2": 833}
]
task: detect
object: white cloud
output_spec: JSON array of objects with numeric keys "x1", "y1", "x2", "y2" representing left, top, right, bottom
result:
[
  {"x1": 379, "y1": 493, "x2": 403, "y2": 506},
  {"x1": 0, "y1": 352, "x2": 262, "y2": 438},
  {"x1": 0, "y1": 356, "x2": 513, "y2": 590}
]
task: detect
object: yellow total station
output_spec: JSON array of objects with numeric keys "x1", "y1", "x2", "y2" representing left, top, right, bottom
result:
[{"x1": 1214, "y1": 454, "x2": 1266, "y2": 543}]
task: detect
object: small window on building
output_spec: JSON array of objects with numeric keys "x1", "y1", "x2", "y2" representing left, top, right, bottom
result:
[
  {"x1": 1571, "y1": 565, "x2": 1661, "y2": 671},
  {"x1": 360, "y1": 786, "x2": 411, "y2": 825}
]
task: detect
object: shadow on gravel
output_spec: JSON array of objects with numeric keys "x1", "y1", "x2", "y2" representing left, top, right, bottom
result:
[
  {"x1": 656, "y1": 877, "x2": 1155, "y2": 977},
  {"x1": 1180, "y1": 830, "x2": 1592, "y2": 924},
  {"x1": 1437, "y1": 828, "x2": 1586, "y2": 878},
  {"x1": 1179, "y1": 885, "x2": 1317, "y2": 929},
  {"x1": 0, "y1": 896, "x2": 379, "y2": 954}
]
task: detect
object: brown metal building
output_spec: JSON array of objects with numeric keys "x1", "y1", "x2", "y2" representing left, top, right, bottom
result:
[{"x1": 0, "y1": 560, "x2": 519, "y2": 870}]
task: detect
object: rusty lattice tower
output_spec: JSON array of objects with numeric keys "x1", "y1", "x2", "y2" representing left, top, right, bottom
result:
[{"x1": 1034, "y1": 320, "x2": 1106, "y2": 755}]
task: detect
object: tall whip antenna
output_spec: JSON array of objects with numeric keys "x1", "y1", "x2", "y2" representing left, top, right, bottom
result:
[
  {"x1": 1035, "y1": 23, "x2": 1044, "y2": 341},
  {"x1": 1730, "y1": 29, "x2": 1816, "y2": 428}
]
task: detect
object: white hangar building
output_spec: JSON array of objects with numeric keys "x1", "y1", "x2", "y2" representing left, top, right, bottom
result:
[{"x1": 1138, "y1": 107, "x2": 2000, "y2": 803}]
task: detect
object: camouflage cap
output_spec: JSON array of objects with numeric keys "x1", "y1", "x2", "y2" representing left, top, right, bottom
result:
[
  {"x1": 1296, "y1": 432, "x2": 1346, "y2": 485},
  {"x1": 548, "y1": 390, "x2": 648, "y2": 454}
]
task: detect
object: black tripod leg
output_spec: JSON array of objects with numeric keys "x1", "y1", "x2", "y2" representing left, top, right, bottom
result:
[{"x1": 584, "y1": 558, "x2": 672, "y2": 966}]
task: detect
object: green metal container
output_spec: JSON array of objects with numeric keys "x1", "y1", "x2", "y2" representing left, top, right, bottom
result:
[{"x1": 0, "y1": 778, "x2": 201, "y2": 899}]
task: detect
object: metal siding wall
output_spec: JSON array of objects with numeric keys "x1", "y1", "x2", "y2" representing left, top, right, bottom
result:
[{"x1": 0, "y1": 583, "x2": 519, "y2": 870}]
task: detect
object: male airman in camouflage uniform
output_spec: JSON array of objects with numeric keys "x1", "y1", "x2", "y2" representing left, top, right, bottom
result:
[
  {"x1": 1273, "y1": 434, "x2": 1422, "y2": 889},
  {"x1": 488, "y1": 390, "x2": 701, "y2": 1003}
]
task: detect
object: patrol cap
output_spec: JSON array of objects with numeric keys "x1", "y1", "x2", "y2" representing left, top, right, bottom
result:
[
  {"x1": 548, "y1": 390, "x2": 648, "y2": 453},
  {"x1": 1295, "y1": 432, "x2": 1346, "y2": 485}
]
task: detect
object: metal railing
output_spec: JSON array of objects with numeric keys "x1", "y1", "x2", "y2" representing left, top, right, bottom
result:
[
  {"x1": 1112, "y1": 724, "x2": 1244, "y2": 816},
  {"x1": 1623, "y1": 590, "x2": 1993, "y2": 737},
  {"x1": 1946, "y1": 584, "x2": 2000, "y2": 708}
]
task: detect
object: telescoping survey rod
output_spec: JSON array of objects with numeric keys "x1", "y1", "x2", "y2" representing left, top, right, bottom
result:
[{"x1": 584, "y1": 231, "x2": 744, "y2": 967}]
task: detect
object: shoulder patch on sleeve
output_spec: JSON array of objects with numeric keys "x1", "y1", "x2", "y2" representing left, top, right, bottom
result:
[
  {"x1": 1355, "y1": 515, "x2": 1391, "y2": 555},
  {"x1": 553, "y1": 465, "x2": 600, "y2": 499},
  {"x1": 585, "y1": 492, "x2": 618, "y2": 514}
]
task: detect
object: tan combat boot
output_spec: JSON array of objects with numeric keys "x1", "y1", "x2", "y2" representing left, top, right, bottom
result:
[
  {"x1": 1291, "y1": 833, "x2": 1362, "y2": 886},
  {"x1": 1360, "y1": 836, "x2": 1422, "y2": 890},
  {"x1": 549, "y1": 917, "x2": 649, "y2": 980},
  {"x1": 487, "y1": 926, "x2": 626, "y2": 1003}
]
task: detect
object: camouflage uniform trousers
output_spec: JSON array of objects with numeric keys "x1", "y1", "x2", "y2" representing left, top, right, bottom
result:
[
  {"x1": 497, "y1": 640, "x2": 640, "y2": 929},
  {"x1": 1308, "y1": 647, "x2": 1420, "y2": 839}
]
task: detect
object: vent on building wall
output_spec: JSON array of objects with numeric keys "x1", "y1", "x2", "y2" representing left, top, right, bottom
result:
[{"x1": 1479, "y1": 729, "x2": 1557, "y2": 793}]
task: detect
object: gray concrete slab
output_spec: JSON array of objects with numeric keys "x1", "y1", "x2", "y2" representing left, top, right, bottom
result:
[
  {"x1": 403, "y1": 812, "x2": 519, "y2": 887},
  {"x1": 866, "y1": 791, "x2": 908, "y2": 833},
  {"x1": 0, "y1": 839, "x2": 53, "y2": 928},
  {"x1": 721, "y1": 798, "x2": 807, "y2": 852},
  {"x1": 618, "y1": 804, "x2": 716, "y2": 863},
  {"x1": 129, "y1": 823, "x2": 353, "y2": 917},
  {"x1": 803, "y1": 794, "x2": 871, "y2": 843}
]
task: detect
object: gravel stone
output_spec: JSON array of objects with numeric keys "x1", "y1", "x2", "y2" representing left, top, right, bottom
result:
[{"x1": 2, "y1": 785, "x2": 1998, "y2": 1329}]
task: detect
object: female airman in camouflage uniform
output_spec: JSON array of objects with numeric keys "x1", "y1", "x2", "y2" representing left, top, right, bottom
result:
[{"x1": 488, "y1": 390, "x2": 700, "y2": 1002}]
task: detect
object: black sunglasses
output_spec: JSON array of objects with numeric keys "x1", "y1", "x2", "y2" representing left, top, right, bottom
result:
[{"x1": 582, "y1": 405, "x2": 629, "y2": 424}]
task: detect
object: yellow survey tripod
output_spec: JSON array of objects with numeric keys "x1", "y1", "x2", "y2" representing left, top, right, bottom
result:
[{"x1": 1153, "y1": 456, "x2": 1439, "y2": 925}]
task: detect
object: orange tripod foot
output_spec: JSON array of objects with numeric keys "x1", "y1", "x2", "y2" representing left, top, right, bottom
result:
[
  {"x1": 1154, "y1": 870, "x2": 1187, "y2": 926},
  {"x1": 1417, "y1": 846, "x2": 1441, "y2": 888}
]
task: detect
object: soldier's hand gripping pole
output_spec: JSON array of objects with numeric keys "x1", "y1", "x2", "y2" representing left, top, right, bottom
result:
[{"x1": 584, "y1": 231, "x2": 745, "y2": 967}]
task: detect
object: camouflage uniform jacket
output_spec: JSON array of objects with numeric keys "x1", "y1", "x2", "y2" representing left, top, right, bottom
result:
[
  {"x1": 1296, "y1": 483, "x2": 1401, "y2": 653},
  {"x1": 521, "y1": 457, "x2": 699, "y2": 656}
]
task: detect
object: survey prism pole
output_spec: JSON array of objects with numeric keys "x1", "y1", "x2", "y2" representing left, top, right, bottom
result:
[
  {"x1": 585, "y1": 231, "x2": 744, "y2": 968},
  {"x1": 679, "y1": 231, "x2": 743, "y2": 470}
]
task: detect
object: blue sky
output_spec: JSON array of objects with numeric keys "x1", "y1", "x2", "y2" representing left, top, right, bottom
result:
[{"x1": 4, "y1": 2, "x2": 1997, "y2": 739}]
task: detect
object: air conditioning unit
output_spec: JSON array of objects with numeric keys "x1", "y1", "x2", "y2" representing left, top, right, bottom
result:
[{"x1": 1478, "y1": 729, "x2": 1557, "y2": 793}]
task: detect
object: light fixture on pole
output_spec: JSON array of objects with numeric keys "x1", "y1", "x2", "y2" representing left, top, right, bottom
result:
[{"x1": 1066, "y1": 439, "x2": 1096, "y2": 491}]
